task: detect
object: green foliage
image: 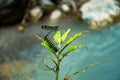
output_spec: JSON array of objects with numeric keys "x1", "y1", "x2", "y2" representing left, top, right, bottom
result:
[
  {"x1": 66, "y1": 32, "x2": 82, "y2": 44},
  {"x1": 61, "y1": 29, "x2": 71, "y2": 43},
  {"x1": 54, "y1": 30, "x2": 61, "y2": 44},
  {"x1": 34, "y1": 34, "x2": 57, "y2": 54},
  {"x1": 60, "y1": 31, "x2": 87, "y2": 54},
  {"x1": 41, "y1": 39, "x2": 56, "y2": 54},
  {"x1": 35, "y1": 28, "x2": 92, "y2": 80},
  {"x1": 62, "y1": 45, "x2": 84, "y2": 58}
]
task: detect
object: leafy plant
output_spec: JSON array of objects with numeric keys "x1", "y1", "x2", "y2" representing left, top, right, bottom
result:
[{"x1": 34, "y1": 28, "x2": 93, "y2": 80}]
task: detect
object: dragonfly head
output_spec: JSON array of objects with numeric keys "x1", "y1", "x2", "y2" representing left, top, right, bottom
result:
[{"x1": 54, "y1": 26, "x2": 59, "y2": 31}]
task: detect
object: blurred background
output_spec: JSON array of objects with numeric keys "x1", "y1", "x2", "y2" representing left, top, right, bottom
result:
[{"x1": 0, "y1": 0, "x2": 120, "y2": 80}]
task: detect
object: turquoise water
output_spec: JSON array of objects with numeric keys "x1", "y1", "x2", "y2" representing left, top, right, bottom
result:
[{"x1": 0, "y1": 20, "x2": 120, "y2": 80}]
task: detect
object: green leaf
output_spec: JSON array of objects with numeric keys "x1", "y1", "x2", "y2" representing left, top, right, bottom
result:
[
  {"x1": 60, "y1": 31, "x2": 84, "y2": 53},
  {"x1": 61, "y1": 45, "x2": 84, "y2": 60},
  {"x1": 42, "y1": 39, "x2": 56, "y2": 54},
  {"x1": 34, "y1": 34, "x2": 57, "y2": 55},
  {"x1": 68, "y1": 45, "x2": 84, "y2": 53},
  {"x1": 61, "y1": 29, "x2": 71, "y2": 43},
  {"x1": 54, "y1": 30, "x2": 61, "y2": 44},
  {"x1": 46, "y1": 56, "x2": 57, "y2": 66},
  {"x1": 66, "y1": 32, "x2": 82, "y2": 44},
  {"x1": 66, "y1": 31, "x2": 89, "y2": 45}
]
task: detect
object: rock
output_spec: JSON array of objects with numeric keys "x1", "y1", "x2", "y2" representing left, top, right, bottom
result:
[
  {"x1": 30, "y1": 6, "x2": 43, "y2": 22},
  {"x1": 61, "y1": 4, "x2": 70, "y2": 13},
  {"x1": 80, "y1": 0, "x2": 120, "y2": 28},
  {"x1": 0, "y1": 0, "x2": 30, "y2": 25},
  {"x1": 50, "y1": 9, "x2": 62, "y2": 20}
]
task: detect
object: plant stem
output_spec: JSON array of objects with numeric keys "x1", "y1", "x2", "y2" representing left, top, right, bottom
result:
[
  {"x1": 56, "y1": 69, "x2": 59, "y2": 80},
  {"x1": 55, "y1": 50, "x2": 60, "y2": 80},
  {"x1": 56, "y1": 61, "x2": 60, "y2": 80}
]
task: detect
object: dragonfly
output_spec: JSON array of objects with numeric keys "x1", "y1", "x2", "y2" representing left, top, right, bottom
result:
[{"x1": 41, "y1": 25, "x2": 59, "y2": 38}]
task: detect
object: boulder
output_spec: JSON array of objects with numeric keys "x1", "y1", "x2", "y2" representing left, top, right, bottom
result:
[{"x1": 0, "y1": 0, "x2": 30, "y2": 25}]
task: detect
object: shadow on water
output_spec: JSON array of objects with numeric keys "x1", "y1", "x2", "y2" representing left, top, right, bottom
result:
[{"x1": 0, "y1": 19, "x2": 120, "y2": 80}]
